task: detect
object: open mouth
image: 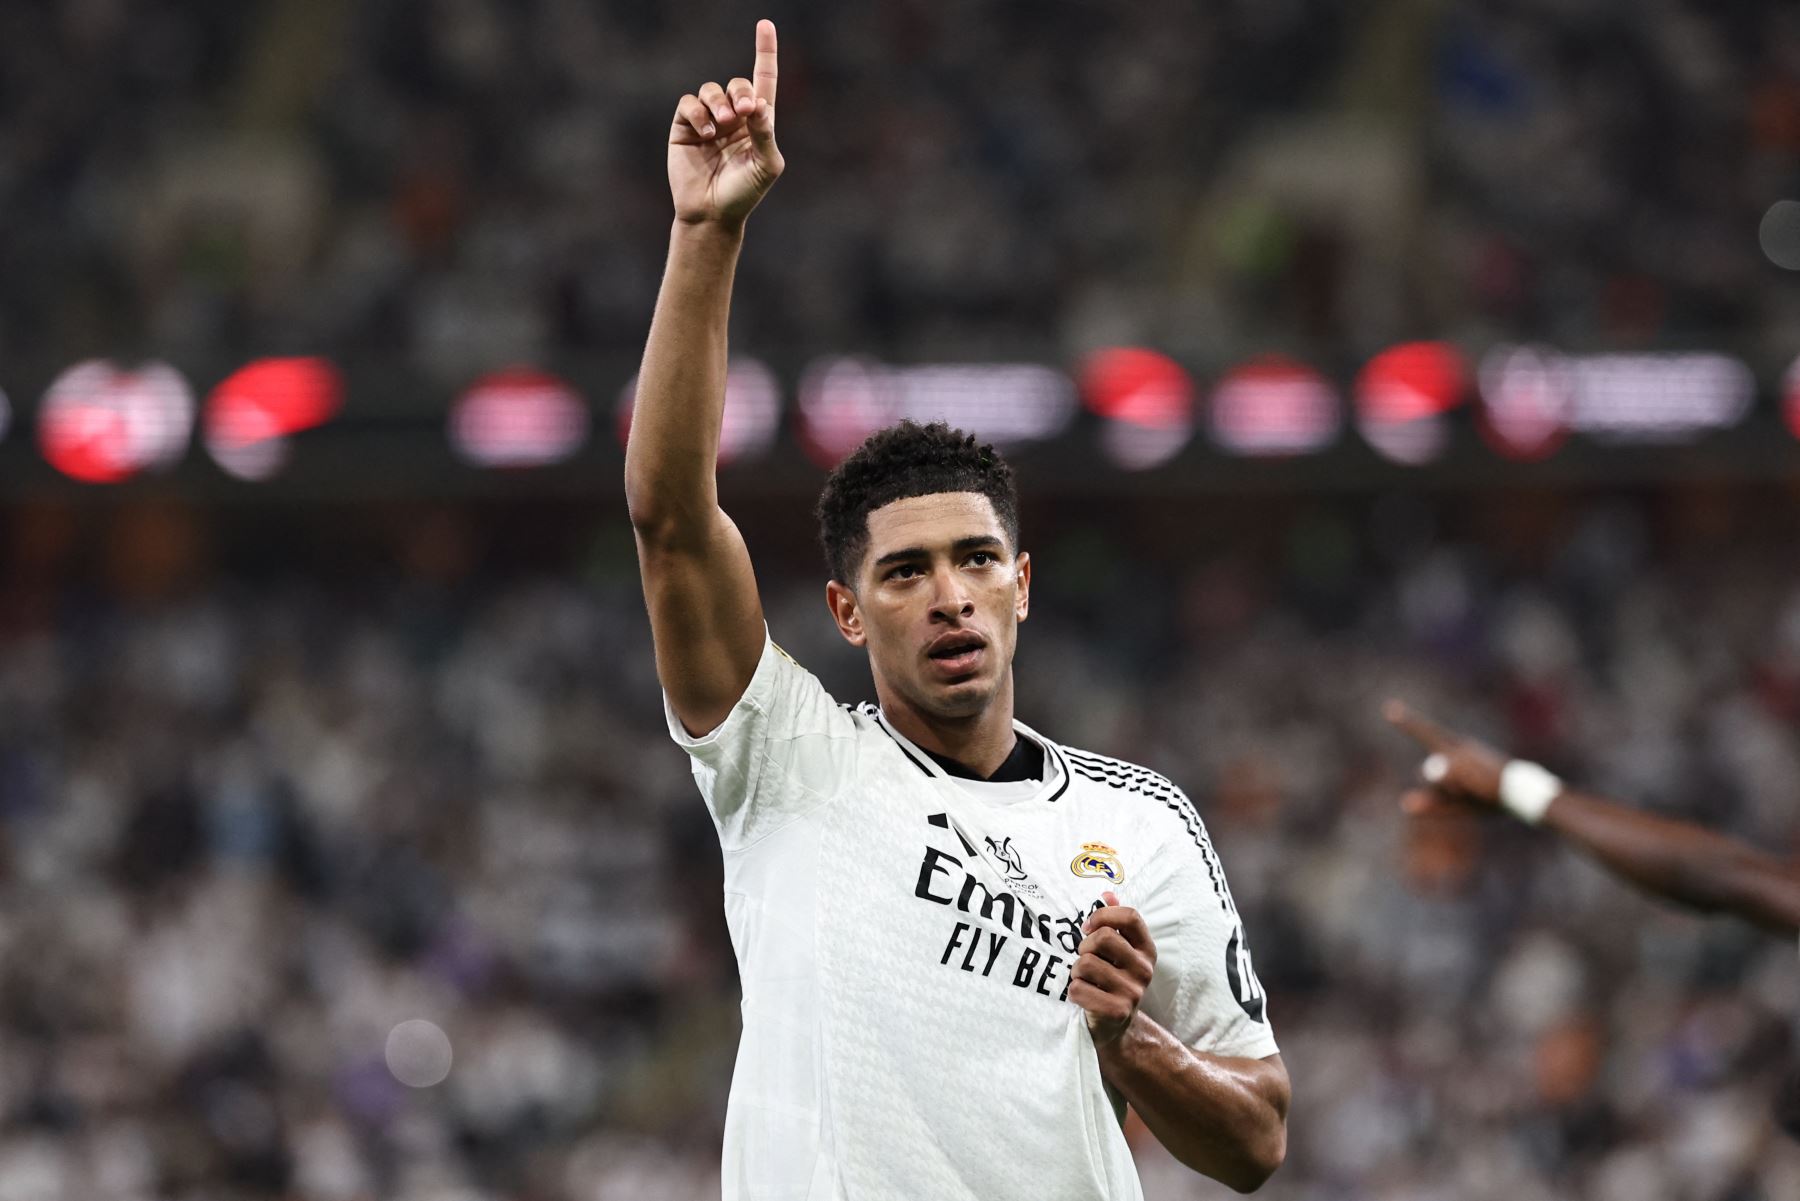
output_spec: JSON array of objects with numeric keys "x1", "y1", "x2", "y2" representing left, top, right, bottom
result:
[{"x1": 926, "y1": 632, "x2": 987, "y2": 676}]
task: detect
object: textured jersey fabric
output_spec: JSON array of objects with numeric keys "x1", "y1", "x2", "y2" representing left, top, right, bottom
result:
[{"x1": 666, "y1": 634, "x2": 1279, "y2": 1200}]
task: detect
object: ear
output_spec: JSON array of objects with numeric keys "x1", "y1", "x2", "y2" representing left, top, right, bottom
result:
[
  {"x1": 826, "y1": 579, "x2": 866, "y2": 646},
  {"x1": 1013, "y1": 550, "x2": 1031, "y2": 624}
]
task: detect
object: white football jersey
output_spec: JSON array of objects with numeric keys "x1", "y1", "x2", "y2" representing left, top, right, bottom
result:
[{"x1": 667, "y1": 633, "x2": 1278, "y2": 1201}]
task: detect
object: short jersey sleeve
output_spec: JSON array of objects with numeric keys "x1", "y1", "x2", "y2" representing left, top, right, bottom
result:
[
  {"x1": 1130, "y1": 793, "x2": 1279, "y2": 1062},
  {"x1": 664, "y1": 631, "x2": 858, "y2": 850}
]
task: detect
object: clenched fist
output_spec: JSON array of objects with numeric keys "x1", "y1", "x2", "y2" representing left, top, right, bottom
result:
[
  {"x1": 668, "y1": 19, "x2": 784, "y2": 229},
  {"x1": 1070, "y1": 891, "x2": 1157, "y2": 1046}
]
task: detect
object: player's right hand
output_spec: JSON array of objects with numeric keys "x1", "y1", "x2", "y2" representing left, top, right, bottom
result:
[
  {"x1": 1383, "y1": 700, "x2": 1508, "y2": 816},
  {"x1": 668, "y1": 19, "x2": 783, "y2": 228}
]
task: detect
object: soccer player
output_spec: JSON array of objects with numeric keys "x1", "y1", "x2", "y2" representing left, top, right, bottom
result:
[
  {"x1": 624, "y1": 20, "x2": 1289, "y2": 1200},
  {"x1": 1386, "y1": 701, "x2": 1800, "y2": 1133}
]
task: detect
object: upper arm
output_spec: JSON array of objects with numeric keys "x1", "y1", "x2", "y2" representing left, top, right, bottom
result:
[
  {"x1": 1134, "y1": 801, "x2": 1280, "y2": 1061},
  {"x1": 662, "y1": 609, "x2": 858, "y2": 850},
  {"x1": 635, "y1": 505, "x2": 766, "y2": 736}
]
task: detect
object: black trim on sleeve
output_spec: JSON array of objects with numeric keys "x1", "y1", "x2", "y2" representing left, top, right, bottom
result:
[{"x1": 1063, "y1": 748, "x2": 1233, "y2": 913}]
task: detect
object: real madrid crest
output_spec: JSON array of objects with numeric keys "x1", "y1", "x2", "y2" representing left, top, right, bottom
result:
[{"x1": 1070, "y1": 842, "x2": 1124, "y2": 884}]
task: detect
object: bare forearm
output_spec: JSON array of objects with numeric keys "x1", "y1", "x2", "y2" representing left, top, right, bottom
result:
[
  {"x1": 623, "y1": 219, "x2": 745, "y2": 539},
  {"x1": 630, "y1": 22, "x2": 780, "y2": 734},
  {"x1": 1096, "y1": 1018, "x2": 1287, "y2": 1193},
  {"x1": 1545, "y1": 791, "x2": 1800, "y2": 934}
]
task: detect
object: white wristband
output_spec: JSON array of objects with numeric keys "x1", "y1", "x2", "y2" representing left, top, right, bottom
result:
[{"x1": 1499, "y1": 760, "x2": 1562, "y2": 825}]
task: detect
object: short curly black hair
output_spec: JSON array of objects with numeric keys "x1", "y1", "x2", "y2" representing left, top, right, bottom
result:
[{"x1": 816, "y1": 421, "x2": 1020, "y2": 585}]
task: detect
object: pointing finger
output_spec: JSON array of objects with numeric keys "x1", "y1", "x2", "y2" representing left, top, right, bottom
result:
[
  {"x1": 753, "y1": 18, "x2": 779, "y2": 105},
  {"x1": 745, "y1": 96, "x2": 779, "y2": 156},
  {"x1": 1383, "y1": 699, "x2": 1457, "y2": 753}
]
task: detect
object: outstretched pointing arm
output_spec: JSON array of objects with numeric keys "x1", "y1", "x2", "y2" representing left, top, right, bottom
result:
[
  {"x1": 627, "y1": 20, "x2": 784, "y2": 736},
  {"x1": 1386, "y1": 701, "x2": 1800, "y2": 936}
]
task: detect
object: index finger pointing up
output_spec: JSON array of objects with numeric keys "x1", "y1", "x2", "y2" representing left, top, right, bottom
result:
[
  {"x1": 753, "y1": 19, "x2": 779, "y2": 104},
  {"x1": 1382, "y1": 699, "x2": 1456, "y2": 752}
]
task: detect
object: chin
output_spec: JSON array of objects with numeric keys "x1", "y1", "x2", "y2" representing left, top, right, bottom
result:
[{"x1": 919, "y1": 676, "x2": 996, "y2": 719}]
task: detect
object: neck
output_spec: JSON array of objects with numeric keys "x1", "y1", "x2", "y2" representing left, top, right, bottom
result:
[{"x1": 876, "y1": 671, "x2": 1018, "y2": 778}]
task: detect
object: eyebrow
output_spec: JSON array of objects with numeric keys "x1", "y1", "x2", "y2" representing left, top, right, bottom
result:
[{"x1": 871, "y1": 535, "x2": 1005, "y2": 570}]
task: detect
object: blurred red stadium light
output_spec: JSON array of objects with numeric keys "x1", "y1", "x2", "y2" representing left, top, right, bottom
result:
[
  {"x1": 1354, "y1": 342, "x2": 1468, "y2": 465},
  {"x1": 797, "y1": 357, "x2": 1076, "y2": 467},
  {"x1": 204, "y1": 357, "x2": 343, "y2": 481},
  {"x1": 1078, "y1": 347, "x2": 1196, "y2": 470},
  {"x1": 1785, "y1": 356, "x2": 1800, "y2": 440},
  {"x1": 617, "y1": 359, "x2": 781, "y2": 467},
  {"x1": 452, "y1": 368, "x2": 590, "y2": 469},
  {"x1": 1476, "y1": 345, "x2": 1568, "y2": 460},
  {"x1": 39, "y1": 360, "x2": 195, "y2": 483},
  {"x1": 1208, "y1": 355, "x2": 1341, "y2": 457}
]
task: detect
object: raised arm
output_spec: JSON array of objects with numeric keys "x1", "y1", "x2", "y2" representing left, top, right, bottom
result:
[
  {"x1": 1386, "y1": 702, "x2": 1800, "y2": 936},
  {"x1": 626, "y1": 20, "x2": 785, "y2": 736}
]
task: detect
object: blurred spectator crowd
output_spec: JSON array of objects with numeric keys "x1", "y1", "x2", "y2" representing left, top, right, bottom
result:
[
  {"x1": 0, "y1": 0, "x2": 1797, "y2": 386},
  {"x1": 0, "y1": 489, "x2": 1794, "y2": 1200}
]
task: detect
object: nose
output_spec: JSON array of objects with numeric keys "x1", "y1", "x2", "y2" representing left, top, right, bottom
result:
[{"x1": 928, "y1": 564, "x2": 974, "y2": 622}]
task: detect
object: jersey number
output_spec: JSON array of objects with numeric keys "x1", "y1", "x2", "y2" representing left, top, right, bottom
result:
[{"x1": 1225, "y1": 925, "x2": 1267, "y2": 1023}]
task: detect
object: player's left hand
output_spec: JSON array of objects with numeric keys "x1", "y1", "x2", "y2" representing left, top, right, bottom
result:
[{"x1": 1071, "y1": 891, "x2": 1156, "y2": 1046}]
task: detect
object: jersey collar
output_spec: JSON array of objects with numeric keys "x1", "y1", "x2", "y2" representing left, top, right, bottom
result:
[
  {"x1": 872, "y1": 709, "x2": 1072, "y2": 805},
  {"x1": 922, "y1": 735, "x2": 1043, "y2": 782}
]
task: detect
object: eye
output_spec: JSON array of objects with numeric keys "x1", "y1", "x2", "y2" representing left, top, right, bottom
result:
[
  {"x1": 968, "y1": 551, "x2": 998, "y2": 567},
  {"x1": 887, "y1": 564, "x2": 921, "y2": 580}
]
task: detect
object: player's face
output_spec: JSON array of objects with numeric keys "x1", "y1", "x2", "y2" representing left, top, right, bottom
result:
[{"x1": 827, "y1": 492, "x2": 1030, "y2": 719}]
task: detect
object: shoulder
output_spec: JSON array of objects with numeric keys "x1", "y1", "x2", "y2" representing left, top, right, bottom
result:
[
  {"x1": 838, "y1": 699, "x2": 900, "y2": 745},
  {"x1": 1056, "y1": 743, "x2": 1234, "y2": 897},
  {"x1": 1059, "y1": 744, "x2": 1179, "y2": 795},
  {"x1": 1058, "y1": 744, "x2": 1202, "y2": 839}
]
